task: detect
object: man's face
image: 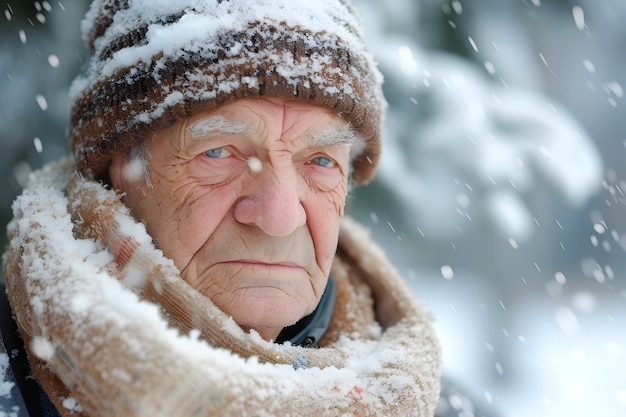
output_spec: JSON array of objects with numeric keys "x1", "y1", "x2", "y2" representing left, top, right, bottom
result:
[{"x1": 109, "y1": 98, "x2": 354, "y2": 340}]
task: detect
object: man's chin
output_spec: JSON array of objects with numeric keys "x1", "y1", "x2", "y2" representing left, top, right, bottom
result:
[{"x1": 226, "y1": 295, "x2": 309, "y2": 340}]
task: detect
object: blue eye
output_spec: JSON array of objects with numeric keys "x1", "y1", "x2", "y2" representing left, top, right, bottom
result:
[
  {"x1": 204, "y1": 148, "x2": 231, "y2": 158},
  {"x1": 311, "y1": 156, "x2": 336, "y2": 168}
]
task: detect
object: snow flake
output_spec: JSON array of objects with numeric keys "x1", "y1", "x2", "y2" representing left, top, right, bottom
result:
[
  {"x1": 0, "y1": 353, "x2": 15, "y2": 397},
  {"x1": 35, "y1": 95, "x2": 48, "y2": 111},
  {"x1": 48, "y1": 54, "x2": 60, "y2": 68},
  {"x1": 573, "y1": 6, "x2": 586, "y2": 30},
  {"x1": 62, "y1": 397, "x2": 84, "y2": 412},
  {"x1": 555, "y1": 306, "x2": 580, "y2": 336},
  {"x1": 441, "y1": 265, "x2": 454, "y2": 280},
  {"x1": 31, "y1": 337, "x2": 55, "y2": 362}
]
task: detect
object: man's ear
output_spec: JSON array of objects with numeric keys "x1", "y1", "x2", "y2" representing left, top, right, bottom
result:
[{"x1": 108, "y1": 154, "x2": 128, "y2": 192}]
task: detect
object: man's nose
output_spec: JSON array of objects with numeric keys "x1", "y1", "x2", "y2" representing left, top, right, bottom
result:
[{"x1": 233, "y1": 165, "x2": 306, "y2": 237}]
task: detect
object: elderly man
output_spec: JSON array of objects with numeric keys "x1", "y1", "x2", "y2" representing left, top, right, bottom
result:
[{"x1": 2, "y1": 0, "x2": 441, "y2": 416}]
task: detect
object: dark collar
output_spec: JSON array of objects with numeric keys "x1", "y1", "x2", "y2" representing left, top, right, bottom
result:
[
  {"x1": 275, "y1": 276, "x2": 335, "y2": 347},
  {"x1": 1, "y1": 285, "x2": 61, "y2": 416}
]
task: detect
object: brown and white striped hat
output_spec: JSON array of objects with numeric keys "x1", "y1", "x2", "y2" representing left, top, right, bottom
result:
[{"x1": 69, "y1": 0, "x2": 386, "y2": 184}]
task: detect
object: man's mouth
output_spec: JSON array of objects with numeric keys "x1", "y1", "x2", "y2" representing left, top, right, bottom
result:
[{"x1": 223, "y1": 260, "x2": 301, "y2": 269}]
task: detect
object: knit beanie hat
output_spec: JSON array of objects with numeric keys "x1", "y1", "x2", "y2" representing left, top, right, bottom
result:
[{"x1": 69, "y1": 0, "x2": 386, "y2": 185}]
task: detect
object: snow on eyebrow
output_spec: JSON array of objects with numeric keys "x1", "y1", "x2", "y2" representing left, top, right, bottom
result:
[
  {"x1": 186, "y1": 115, "x2": 249, "y2": 139},
  {"x1": 308, "y1": 124, "x2": 358, "y2": 148},
  {"x1": 187, "y1": 115, "x2": 359, "y2": 149}
]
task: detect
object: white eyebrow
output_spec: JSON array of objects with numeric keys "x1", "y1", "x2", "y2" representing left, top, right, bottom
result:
[
  {"x1": 186, "y1": 115, "x2": 250, "y2": 138},
  {"x1": 186, "y1": 115, "x2": 363, "y2": 153},
  {"x1": 308, "y1": 124, "x2": 357, "y2": 148}
]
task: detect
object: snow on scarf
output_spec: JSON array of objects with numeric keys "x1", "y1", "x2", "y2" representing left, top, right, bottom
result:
[{"x1": 3, "y1": 158, "x2": 440, "y2": 417}]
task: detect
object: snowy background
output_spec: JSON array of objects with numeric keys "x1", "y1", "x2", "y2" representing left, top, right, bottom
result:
[{"x1": 1, "y1": 1, "x2": 625, "y2": 416}]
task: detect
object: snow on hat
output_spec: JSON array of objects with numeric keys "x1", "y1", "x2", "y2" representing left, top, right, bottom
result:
[{"x1": 69, "y1": 0, "x2": 386, "y2": 184}]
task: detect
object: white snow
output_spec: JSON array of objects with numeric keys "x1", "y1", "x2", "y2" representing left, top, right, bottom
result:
[
  {"x1": 61, "y1": 397, "x2": 83, "y2": 412},
  {"x1": 367, "y1": 42, "x2": 603, "y2": 241},
  {"x1": 0, "y1": 354, "x2": 14, "y2": 398},
  {"x1": 4, "y1": 1, "x2": 621, "y2": 416},
  {"x1": 440, "y1": 265, "x2": 454, "y2": 280},
  {"x1": 246, "y1": 156, "x2": 262, "y2": 173},
  {"x1": 572, "y1": 6, "x2": 586, "y2": 30},
  {"x1": 3, "y1": 159, "x2": 439, "y2": 414},
  {"x1": 30, "y1": 337, "x2": 56, "y2": 362},
  {"x1": 70, "y1": 0, "x2": 374, "y2": 112}
]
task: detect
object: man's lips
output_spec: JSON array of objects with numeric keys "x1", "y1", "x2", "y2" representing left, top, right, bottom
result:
[{"x1": 221, "y1": 260, "x2": 301, "y2": 269}]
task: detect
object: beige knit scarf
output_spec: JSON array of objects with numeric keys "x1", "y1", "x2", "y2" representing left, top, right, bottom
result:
[{"x1": 3, "y1": 158, "x2": 440, "y2": 417}]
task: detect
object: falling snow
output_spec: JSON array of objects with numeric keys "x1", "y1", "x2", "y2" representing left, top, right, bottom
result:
[
  {"x1": 573, "y1": 6, "x2": 586, "y2": 30},
  {"x1": 441, "y1": 265, "x2": 454, "y2": 280},
  {"x1": 48, "y1": 54, "x2": 60, "y2": 68},
  {"x1": 1, "y1": 1, "x2": 625, "y2": 417},
  {"x1": 35, "y1": 95, "x2": 48, "y2": 111},
  {"x1": 246, "y1": 156, "x2": 262, "y2": 173}
]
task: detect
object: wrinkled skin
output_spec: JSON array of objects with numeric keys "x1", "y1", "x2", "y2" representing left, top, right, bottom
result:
[{"x1": 109, "y1": 98, "x2": 353, "y2": 340}]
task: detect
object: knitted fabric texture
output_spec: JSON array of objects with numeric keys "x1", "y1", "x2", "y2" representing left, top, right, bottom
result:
[
  {"x1": 3, "y1": 159, "x2": 441, "y2": 416},
  {"x1": 69, "y1": 0, "x2": 386, "y2": 184}
]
